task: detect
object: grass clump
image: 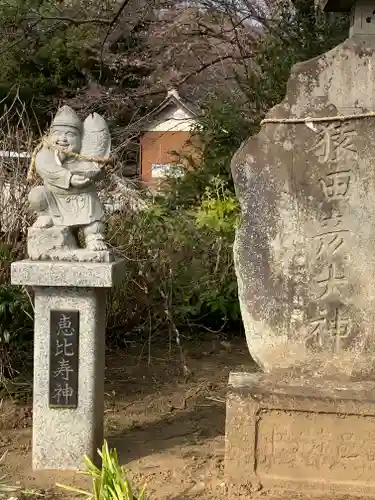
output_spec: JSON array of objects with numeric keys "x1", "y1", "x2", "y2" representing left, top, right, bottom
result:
[{"x1": 57, "y1": 440, "x2": 146, "y2": 500}]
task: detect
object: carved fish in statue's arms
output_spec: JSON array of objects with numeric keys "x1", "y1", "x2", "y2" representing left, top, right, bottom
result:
[
  {"x1": 71, "y1": 113, "x2": 111, "y2": 180},
  {"x1": 82, "y1": 113, "x2": 111, "y2": 157}
]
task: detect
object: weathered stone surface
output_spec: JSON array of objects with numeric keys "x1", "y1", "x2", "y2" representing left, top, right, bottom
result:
[
  {"x1": 35, "y1": 248, "x2": 113, "y2": 262},
  {"x1": 27, "y1": 226, "x2": 76, "y2": 258},
  {"x1": 11, "y1": 259, "x2": 125, "y2": 288},
  {"x1": 27, "y1": 227, "x2": 113, "y2": 262},
  {"x1": 225, "y1": 372, "x2": 375, "y2": 498},
  {"x1": 11, "y1": 259, "x2": 126, "y2": 470},
  {"x1": 32, "y1": 286, "x2": 106, "y2": 470},
  {"x1": 232, "y1": 36, "x2": 375, "y2": 377}
]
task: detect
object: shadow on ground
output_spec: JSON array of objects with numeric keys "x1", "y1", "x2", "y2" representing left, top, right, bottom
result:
[
  {"x1": 108, "y1": 400, "x2": 224, "y2": 464},
  {"x1": 1, "y1": 336, "x2": 256, "y2": 500}
]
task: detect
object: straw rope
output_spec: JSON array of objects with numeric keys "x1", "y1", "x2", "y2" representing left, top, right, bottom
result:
[
  {"x1": 260, "y1": 111, "x2": 375, "y2": 126},
  {"x1": 27, "y1": 138, "x2": 114, "y2": 182}
]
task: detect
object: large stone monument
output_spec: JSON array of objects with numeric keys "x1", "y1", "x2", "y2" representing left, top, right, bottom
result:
[
  {"x1": 226, "y1": 0, "x2": 375, "y2": 497},
  {"x1": 11, "y1": 106, "x2": 124, "y2": 470}
]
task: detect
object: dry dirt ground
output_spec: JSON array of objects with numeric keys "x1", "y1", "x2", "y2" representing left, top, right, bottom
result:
[{"x1": 0, "y1": 336, "x2": 256, "y2": 500}]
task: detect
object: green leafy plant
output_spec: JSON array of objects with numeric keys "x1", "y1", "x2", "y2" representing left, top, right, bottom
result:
[
  {"x1": 56, "y1": 440, "x2": 146, "y2": 500},
  {"x1": 195, "y1": 176, "x2": 239, "y2": 234},
  {"x1": 106, "y1": 190, "x2": 242, "y2": 340}
]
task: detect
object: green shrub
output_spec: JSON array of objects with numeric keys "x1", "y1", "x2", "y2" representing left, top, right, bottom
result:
[
  {"x1": 0, "y1": 239, "x2": 33, "y2": 381},
  {"x1": 106, "y1": 178, "x2": 240, "y2": 343}
]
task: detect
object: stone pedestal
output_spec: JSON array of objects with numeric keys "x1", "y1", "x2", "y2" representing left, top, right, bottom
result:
[
  {"x1": 27, "y1": 227, "x2": 113, "y2": 263},
  {"x1": 11, "y1": 259, "x2": 125, "y2": 470},
  {"x1": 225, "y1": 372, "x2": 375, "y2": 498}
]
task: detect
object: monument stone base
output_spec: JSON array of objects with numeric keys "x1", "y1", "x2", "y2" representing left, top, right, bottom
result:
[
  {"x1": 27, "y1": 227, "x2": 113, "y2": 263},
  {"x1": 225, "y1": 372, "x2": 375, "y2": 499},
  {"x1": 11, "y1": 259, "x2": 125, "y2": 470}
]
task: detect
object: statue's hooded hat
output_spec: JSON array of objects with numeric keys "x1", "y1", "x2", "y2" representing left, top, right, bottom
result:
[{"x1": 51, "y1": 105, "x2": 82, "y2": 132}]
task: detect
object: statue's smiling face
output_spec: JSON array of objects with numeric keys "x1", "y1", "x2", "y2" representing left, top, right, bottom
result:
[{"x1": 50, "y1": 125, "x2": 81, "y2": 154}]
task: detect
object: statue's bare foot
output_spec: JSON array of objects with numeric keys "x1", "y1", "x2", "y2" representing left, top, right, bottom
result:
[
  {"x1": 33, "y1": 215, "x2": 53, "y2": 228},
  {"x1": 86, "y1": 236, "x2": 108, "y2": 251}
]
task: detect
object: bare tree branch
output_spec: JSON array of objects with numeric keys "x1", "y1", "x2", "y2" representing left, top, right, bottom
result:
[
  {"x1": 175, "y1": 53, "x2": 254, "y2": 87},
  {"x1": 36, "y1": 15, "x2": 113, "y2": 26},
  {"x1": 99, "y1": 0, "x2": 133, "y2": 81},
  {"x1": 0, "y1": 19, "x2": 42, "y2": 58}
]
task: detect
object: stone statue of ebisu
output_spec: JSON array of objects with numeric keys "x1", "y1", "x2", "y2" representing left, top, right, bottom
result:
[{"x1": 27, "y1": 105, "x2": 113, "y2": 262}]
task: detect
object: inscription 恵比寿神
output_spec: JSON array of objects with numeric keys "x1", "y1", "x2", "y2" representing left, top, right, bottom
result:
[
  {"x1": 307, "y1": 121, "x2": 357, "y2": 352},
  {"x1": 49, "y1": 310, "x2": 79, "y2": 408}
]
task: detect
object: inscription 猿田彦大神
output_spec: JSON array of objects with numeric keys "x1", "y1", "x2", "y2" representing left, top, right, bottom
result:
[
  {"x1": 307, "y1": 306, "x2": 351, "y2": 352},
  {"x1": 49, "y1": 310, "x2": 79, "y2": 408},
  {"x1": 312, "y1": 212, "x2": 349, "y2": 259},
  {"x1": 309, "y1": 121, "x2": 357, "y2": 164},
  {"x1": 307, "y1": 120, "x2": 357, "y2": 352}
]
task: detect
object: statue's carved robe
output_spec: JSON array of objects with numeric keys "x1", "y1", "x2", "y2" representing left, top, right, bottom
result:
[{"x1": 35, "y1": 148, "x2": 104, "y2": 227}]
